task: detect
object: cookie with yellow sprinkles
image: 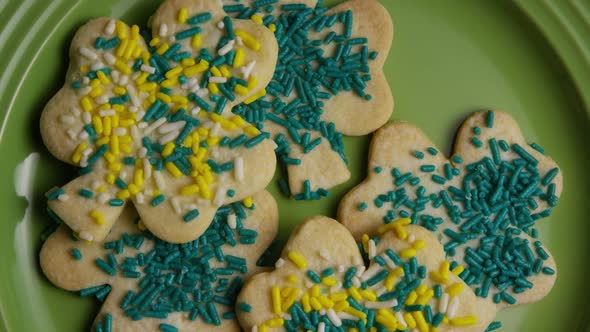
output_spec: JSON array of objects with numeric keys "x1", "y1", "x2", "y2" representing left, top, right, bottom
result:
[
  {"x1": 338, "y1": 110, "x2": 561, "y2": 330},
  {"x1": 41, "y1": 190, "x2": 278, "y2": 332},
  {"x1": 222, "y1": 0, "x2": 394, "y2": 198},
  {"x1": 236, "y1": 216, "x2": 496, "y2": 332},
  {"x1": 40, "y1": 0, "x2": 280, "y2": 244}
]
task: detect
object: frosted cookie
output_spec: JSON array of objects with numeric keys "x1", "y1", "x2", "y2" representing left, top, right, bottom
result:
[
  {"x1": 237, "y1": 216, "x2": 495, "y2": 332},
  {"x1": 40, "y1": 190, "x2": 278, "y2": 332},
  {"x1": 339, "y1": 110, "x2": 561, "y2": 328},
  {"x1": 40, "y1": 0, "x2": 281, "y2": 243},
  {"x1": 224, "y1": 0, "x2": 394, "y2": 197}
]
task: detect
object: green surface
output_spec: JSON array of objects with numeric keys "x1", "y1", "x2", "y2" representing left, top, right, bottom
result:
[{"x1": 0, "y1": 0, "x2": 589, "y2": 331}]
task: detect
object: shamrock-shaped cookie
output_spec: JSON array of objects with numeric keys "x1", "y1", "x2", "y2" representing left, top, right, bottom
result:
[
  {"x1": 339, "y1": 110, "x2": 560, "y2": 314},
  {"x1": 40, "y1": 190, "x2": 278, "y2": 332},
  {"x1": 41, "y1": 0, "x2": 280, "y2": 243},
  {"x1": 224, "y1": 0, "x2": 394, "y2": 197},
  {"x1": 237, "y1": 216, "x2": 496, "y2": 331}
]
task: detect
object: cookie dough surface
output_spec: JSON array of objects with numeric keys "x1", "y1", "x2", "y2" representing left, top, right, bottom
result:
[
  {"x1": 40, "y1": 0, "x2": 280, "y2": 243},
  {"x1": 338, "y1": 110, "x2": 560, "y2": 313},
  {"x1": 237, "y1": 216, "x2": 495, "y2": 332}
]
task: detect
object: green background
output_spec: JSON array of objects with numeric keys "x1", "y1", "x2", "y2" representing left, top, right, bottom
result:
[{"x1": 0, "y1": 0, "x2": 589, "y2": 331}]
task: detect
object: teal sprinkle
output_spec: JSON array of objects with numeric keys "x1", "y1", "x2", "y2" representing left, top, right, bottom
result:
[
  {"x1": 471, "y1": 137, "x2": 483, "y2": 148},
  {"x1": 227, "y1": 189, "x2": 236, "y2": 197},
  {"x1": 183, "y1": 209, "x2": 200, "y2": 222},
  {"x1": 473, "y1": 126, "x2": 481, "y2": 135},
  {"x1": 530, "y1": 142, "x2": 545, "y2": 154},
  {"x1": 374, "y1": 166, "x2": 382, "y2": 173},
  {"x1": 358, "y1": 202, "x2": 367, "y2": 211},
  {"x1": 427, "y1": 147, "x2": 438, "y2": 155},
  {"x1": 542, "y1": 266, "x2": 555, "y2": 275},
  {"x1": 150, "y1": 195, "x2": 165, "y2": 207},
  {"x1": 159, "y1": 323, "x2": 178, "y2": 332},
  {"x1": 46, "y1": 187, "x2": 65, "y2": 200},
  {"x1": 238, "y1": 302, "x2": 252, "y2": 312},
  {"x1": 486, "y1": 110, "x2": 495, "y2": 128},
  {"x1": 79, "y1": 188, "x2": 94, "y2": 199},
  {"x1": 71, "y1": 248, "x2": 83, "y2": 260},
  {"x1": 420, "y1": 165, "x2": 435, "y2": 172},
  {"x1": 187, "y1": 12, "x2": 212, "y2": 24},
  {"x1": 452, "y1": 155, "x2": 463, "y2": 164}
]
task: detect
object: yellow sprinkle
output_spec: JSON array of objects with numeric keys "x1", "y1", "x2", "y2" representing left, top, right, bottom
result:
[
  {"x1": 120, "y1": 143, "x2": 132, "y2": 154},
  {"x1": 80, "y1": 96, "x2": 93, "y2": 112},
  {"x1": 160, "y1": 79, "x2": 177, "y2": 89},
  {"x1": 114, "y1": 60, "x2": 131, "y2": 74},
  {"x1": 405, "y1": 291, "x2": 417, "y2": 305},
  {"x1": 301, "y1": 294, "x2": 311, "y2": 313},
  {"x1": 429, "y1": 271, "x2": 449, "y2": 285},
  {"x1": 156, "y1": 93, "x2": 171, "y2": 103},
  {"x1": 393, "y1": 224, "x2": 407, "y2": 240},
  {"x1": 97, "y1": 71, "x2": 111, "y2": 85},
  {"x1": 220, "y1": 65, "x2": 231, "y2": 78},
  {"x1": 452, "y1": 264, "x2": 465, "y2": 275},
  {"x1": 79, "y1": 65, "x2": 89, "y2": 74},
  {"x1": 231, "y1": 115, "x2": 247, "y2": 127},
  {"x1": 271, "y1": 286, "x2": 281, "y2": 315},
  {"x1": 191, "y1": 34, "x2": 202, "y2": 49},
  {"x1": 116, "y1": 21, "x2": 128, "y2": 39},
  {"x1": 206, "y1": 136, "x2": 219, "y2": 146},
  {"x1": 322, "y1": 277, "x2": 337, "y2": 287},
  {"x1": 133, "y1": 46, "x2": 142, "y2": 58},
  {"x1": 162, "y1": 142, "x2": 175, "y2": 157},
  {"x1": 235, "y1": 30, "x2": 262, "y2": 51},
  {"x1": 181, "y1": 58, "x2": 195, "y2": 67},
  {"x1": 361, "y1": 233, "x2": 370, "y2": 253},
  {"x1": 259, "y1": 325, "x2": 268, "y2": 332},
  {"x1": 133, "y1": 169, "x2": 144, "y2": 187},
  {"x1": 117, "y1": 189, "x2": 130, "y2": 199},
  {"x1": 416, "y1": 284, "x2": 428, "y2": 295},
  {"x1": 310, "y1": 285, "x2": 321, "y2": 297},
  {"x1": 333, "y1": 300, "x2": 349, "y2": 312},
  {"x1": 178, "y1": 7, "x2": 188, "y2": 24},
  {"x1": 180, "y1": 185, "x2": 200, "y2": 196},
  {"x1": 89, "y1": 210, "x2": 104, "y2": 225},
  {"x1": 112, "y1": 86, "x2": 126, "y2": 95},
  {"x1": 149, "y1": 37, "x2": 160, "y2": 47},
  {"x1": 329, "y1": 292, "x2": 348, "y2": 302},
  {"x1": 348, "y1": 287, "x2": 362, "y2": 302},
  {"x1": 136, "y1": 72, "x2": 149, "y2": 85},
  {"x1": 266, "y1": 318, "x2": 284, "y2": 327},
  {"x1": 172, "y1": 95, "x2": 188, "y2": 104},
  {"x1": 247, "y1": 75, "x2": 259, "y2": 89},
  {"x1": 384, "y1": 274, "x2": 397, "y2": 291},
  {"x1": 208, "y1": 82, "x2": 220, "y2": 95},
  {"x1": 404, "y1": 312, "x2": 417, "y2": 329},
  {"x1": 412, "y1": 311, "x2": 429, "y2": 332},
  {"x1": 400, "y1": 248, "x2": 417, "y2": 259},
  {"x1": 210, "y1": 66, "x2": 222, "y2": 77},
  {"x1": 286, "y1": 275, "x2": 298, "y2": 283},
  {"x1": 282, "y1": 288, "x2": 300, "y2": 311},
  {"x1": 234, "y1": 84, "x2": 249, "y2": 96},
  {"x1": 243, "y1": 197, "x2": 253, "y2": 208},
  {"x1": 309, "y1": 297, "x2": 322, "y2": 311},
  {"x1": 166, "y1": 162, "x2": 182, "y2": 178},
  {"x1": 156, "y1": 43, "x2": 169, "y2": 55},
  {"x1": 105, "y1": 173, "x2": 116, "y2": 185},
  {"x1": 450, "y1": 316, "x2": 478, "y2": 326},
  {"x1": 251, "y1": 14, "x2": 263, "y2": 24},
  {"x1": 110, "y1": 135, "x2": 120, "y2": 155},
  {"x1": 71, "y1": 143, "x2": 87, "y2": 163},
  {"x1": 269, "y1": 23, "x2": 276, "y2": 32},
  {"x1": 233, "y1": 48, "x2": 245, "y2": 68},
  {"x1": 412, "y1": 239, "x2": 426, "y2": 250},
  {"x1": 345, "y1": 307, "x2": 367, "y2": 320},
  {"x1": 416, "y1": 289, "x2": 434, "y2": 305},
  {"x1": 244, "y1": 88, "x2": 266, "y2": 105},
  {"x1": 138, "y1": 82, "x2": 157, "y2": 91},
  {"x1": 116, "y1": 39, "x2": 128, "y2": 57},
  {"x1": 317, "y1": 295, "x2": 334, "y2": 308},
  {"x1": 109, "y1": 162, "x2": 122, "y2": 172},
  {"x1": 166, "y1": 66, "x2": 183, "y2": 79},
  {"x1": 96, "y1": 185, "x2": 106, "y2": 193},
  {"x1": 287, "y1": 251, "x2": 307, "y2": 269},
  {"x1": 446, "y1": 283, "x2": 465, "y2": 297},
  {"x1": 360, "y1": 289, "x2": 377, "y2": 302},
  {"x1": 128, "y1": 184, "x2": 140, "y2": 195}
]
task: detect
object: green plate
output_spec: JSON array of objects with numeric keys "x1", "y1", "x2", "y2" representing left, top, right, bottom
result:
[{"x1": 1, "y1": 0, "x2": 589, "y2": 331}]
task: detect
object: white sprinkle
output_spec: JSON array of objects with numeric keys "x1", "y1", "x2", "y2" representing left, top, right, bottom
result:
[
  {"x1": 360, "y1": 264, "x2": 381, "y2": 282},
  {"x1": 337, "y1": 312, "x2": 358, "y2": 320},
  {"x1": 143, "y1": 158, "x2": 152, "y2": 179},
  {"x1": 57, "y1": 194, "x2": 69, "y2": 202},
  {"x1": 79, "y1": 86, "x2": 92, "y2": 96},
  {"x1": 213, "y1": 188, "x2": 225, "y2": 207},
  {"x1": 66, "y1": 129, "x2": 77, "y2": 140},
  {"x1": 158, "y1": 131, "x2": 180, "y2": 144},
  {"x1": 82, "y1": 148, "x2": 93, "y2": 157},
  {"x1": 79, "y1": 115, "x2": 94, "y2": 132},
  {"x1": 439, "y1": 293, "x2": 449, "y2": 313},
  {"x1": 408, "y1": 234, "x2": 416, "y2": 243},
  {"x1": 111, "y1": 69, "x2": 120, "y2": 82},
  {"x1": 319, "y1": 309, "x2": 326, "y2": 316},
  {"x1": 70, "y1": 108, "x2": 81, "y2": 117},
  {"x1": 318, "y1": 322, "x2": 325, "y2": 332},
  {"x1": 97, "y1": 193, "x2": 110, "y2": 204},
  {"x1": 168, "y1": 35, "x2": 176, "y2": 43},
  {"x1": 153, "y1": 171, "x2": 165, "y2": 190},
  {"x1": 242, "y1": 60, "x2": 256, "y2": 79},
  {"x1": 128, "y1": 106, "x2": 138, "y2": 113},
  {"x1": 78, "y1": 131, "x2": 89, "y2": 140},
  {"x1": 141, "y1": 64, "x2": 156, "y2": 74},
  {"x1": 130, "y1": 125, "x2": 140, "y2": 141},
  {"x1": 79, "y1": 232, "x2": 94, "y2": 242},
  {"x1": 79, "y1": 158, "x2": 88, "y2": 168},
  {"x1": 90, "y1": 62, "x2": 104, "y2": 71},
  {"x1": 119, "y1": 75, "x2": 129, "y2": 86},
  {"x1": 79, "y1": 47, "x2": 97, "y2": 60},
  {"x1": 319, "y1": 249, "x2": 330, "y2": 261},
  {"x1": 382, "y1": 254, "x2": 397, "y2": 269},
  {"x1": 355, "y1": 265, "x2": 366, "y2": 277},
  {"x1": 228, "y1": 214, "x2": 237, "y2": 229},
  {"x1": 60, "y1": 115, "x2": 75, "y2": 124},
  {"x1": 236, "y1": 36, "x2": 243, "y2": 46},
  {"x1": 447, "y1": 296, "x2": 459, "y2": 318},
  {"x1": 91, "y1": 181, "x2": 101, "y2": 190},
  {"x1": 275, "y1": 258, "x2": 285, "y2": 268},
  {"x1": 113, "y1": 127, "x2": 127, "y2": 136},
  {"x1": 217, "y1": 21, "x2": 225, "y2": 29},
  {"x1": 143, "y1": 117, "x2": 167, "y2": 135},
  {"x1": 99, "y1": 109, "x2": 116, "y2": 117},
  {"x1": 353, "y1": 256, "x2": 363, "y2": 266},
  {"x1": 209, "y1": 76, "x2": 227, "y2": 84},
  {"x1": 251, "y1": 326, "x2": 258, "y2": 332},
  {"x1": 191, "y1": 107, "x2": 201, "y2": 116},
  {"x1": 144, "y1": 189, "x2": 153, "y2": 197},
  {"x1": 365, "y1": 299, "x2": 398, "y2": 309},
  {"x1": 189, "y1": 78, "x2": 199, "y2": 88},
  {"x1": 337, "y1": 265, "x2": 345, "y2": 273},
  {"x1": 352, "y1": 277, "x2": 361, "y2": 288},
  {"x1": 304, "y1": 280, "x2": 315, "y2": 288},
  {"x1": 395, "y1": 312, "x2": 407, "y2": 328},
  {"x1": 159, "y1": 24, "x2": 168, "y2": 37},
  {"x1": 170, "y1": 197, "x2": 182, "y2": 214},
  {"x1": 96, "y1": 95, "x2": 110, "y2": 105},
  {"x1": 218, "y1": 40, "x2": 235, "y2": 56},
  {"x1": 136, "y1": 111, "x2": 146, "y2": 122},
  {"x1": 137, "y1": 147, "x2": 148, "y2": 158},
  {"x1": 197, "y1": 88, "x2": 209, "y2": 98},
  {"x1": 327, "y1": 309, "x2": 342, "y2": 327},
  {"x1": 375, "y1": 286, "x2": 387, "y2": 296},
  {"x1": 158, "y1": 121, "x2": 186, "y2": 134},
  {"x1": 197, "y1": 199, "x2": 211, "y2": 206},
  {"x1": 136, "y1": 192, "x2": 145, "y2": 204},
  {"x1": 103, "y1": 53, "x2": 119, "y2": 65},
  {"x1": 368, "y1": 239, "x2": 376, "y2": 259},
  {"x1": 105, "y1": 19, "x2": 116, "y2": 35},
  {"x1": 82, "y1": 77, "x2": 90, "y2": 85}
]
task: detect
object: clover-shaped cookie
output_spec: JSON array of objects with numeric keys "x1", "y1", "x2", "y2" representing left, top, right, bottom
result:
[
  {"x1": 339, "y1": 110, "x2": 560, "y2": 315},
  {"x1": 237, "y1": 216, "x2": 496, "y2": 331},
  {"x1": 40, "y1": 190, "x2": 278, "y2": 331},
  {"x1": 40, "y1": 0, "x2": 280, "y2": 243},
  {"x1": 224, "y1": 0, "x2": 394, "y2": 197}
]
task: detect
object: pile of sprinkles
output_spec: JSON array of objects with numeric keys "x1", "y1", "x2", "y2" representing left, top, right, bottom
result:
[
  {"x1": 43, "y1": 200, "x2": 265, "y2": 331},
  {"x1": 53, "y1": 6, "x2": 274, "y2": 241},
  {"x1": 356, "y1": 111, "x2": 559, "y2": 307},
  {"x1": 224, "y1": 0, "x2": 380, "y2": 197},
  {"x1": 244, "y1": 218, "x2": 480, "y2": 332}
]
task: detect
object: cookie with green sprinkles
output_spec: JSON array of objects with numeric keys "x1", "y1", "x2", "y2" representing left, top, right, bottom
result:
[
  {"x1": 40, "y1": 190, "x2": 278, "y2": 331},
  {"x1": 338, "y1": 110, "x2": 560, "y2": 317},
  {"x1": 222, "y1": 0, "x2": 394, "y2": 197},
  {"x1": 237, "y1": 216, "x2": 496, "y2": 332},
  {"x1": 40, "y1": 0, "x2": 281, "y2": 244}
]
